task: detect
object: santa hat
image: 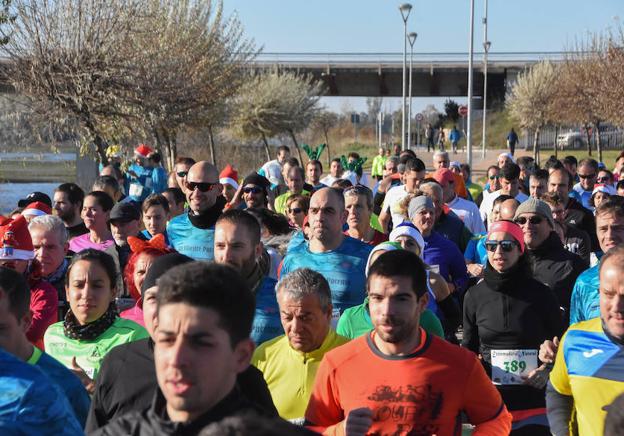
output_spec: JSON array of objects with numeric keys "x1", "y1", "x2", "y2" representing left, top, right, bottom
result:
[
  {"x1": 219, "y1": 164, "x2": 239, "y2": 189},
  {"x1": 134, "y1": 144, "x2": 153, "y2": 158},
  {"x1": 0, "y1": 215, "x2": 35, "y2": 260},
  {"x1": 21, "y1": 201, "x2": 52, "y2": 218},
  {"x1": 592, "y1": 184, "x2": 616, "y2": 197}
]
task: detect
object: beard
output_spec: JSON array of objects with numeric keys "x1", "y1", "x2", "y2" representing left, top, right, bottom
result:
[
  {"x1": 374, "y1": 317, "x2": 418, "y2": 344},
  {"x1": 55, "y1": 208, "x2": 76, "y2": 223}
]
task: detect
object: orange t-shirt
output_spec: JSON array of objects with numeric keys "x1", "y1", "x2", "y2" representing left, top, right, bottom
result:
[{"x1": 305, "y1": 329, "x2": 511, "y2": 436}]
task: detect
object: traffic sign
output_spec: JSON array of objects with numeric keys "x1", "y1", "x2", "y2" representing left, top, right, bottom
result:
[
  {"x1": 415, "y1": 113, "x2": 424, "y2": 122},
  {"x1": 458, "y1": 105, "x2": 468, "y2": 117}
]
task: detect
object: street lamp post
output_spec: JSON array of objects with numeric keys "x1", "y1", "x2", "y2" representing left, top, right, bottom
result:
[
  {"x1": 466, "y1": 0, "x2": 475, "y2": 167},
  {"x1": 482, "y1": 41, "x2": 491, "y2": 159},
  {"x1": 407, "y1": 32, "x2": 417, "y2": 151},
  {"x1": 481, "y1": 0, "x2": 490, "y2": 159},
  {"x1": 399, "y1": 3, "x2": 412, "y2": 151}
]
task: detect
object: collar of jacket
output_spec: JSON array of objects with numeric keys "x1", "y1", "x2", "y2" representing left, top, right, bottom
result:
[
  {"x1": 528, "y1": 232, "x2": 563, "y2": 258},
  {"x1": 148, "y1": 384, "x2": 252, "y2": 433},
  {"x1": 188, "y1": 196, "x2": 227, "y2": 229}
]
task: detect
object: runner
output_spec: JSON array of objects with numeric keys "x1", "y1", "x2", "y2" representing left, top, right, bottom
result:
[{"x1": 305, "y1": 250, "x2": 512, "y2": 435}]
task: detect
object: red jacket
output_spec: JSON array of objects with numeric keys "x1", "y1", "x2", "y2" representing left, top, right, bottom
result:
[{"x1": 27, "y1": 279, "x2": 58, "y2": 350}]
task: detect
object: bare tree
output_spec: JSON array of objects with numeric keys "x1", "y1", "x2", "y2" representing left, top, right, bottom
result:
[
  {"x1": 124, "y1": 0, "x2": 257, "y2": 170},
  {"x1": 506, "y1": 61, "x2": 558, "y2": 166},
  {"x1": 311, "y1": 110, "x2": 338, "y2": 166},
  {"x1": 551, "y1": 37, "x2": 612, "y2": 162},
  {"x1": 0, "y1": 0, "x2": 144, "y2": 163},
  {"x1": 230, "y1": 70, "x2": 323, "y2": 163}
]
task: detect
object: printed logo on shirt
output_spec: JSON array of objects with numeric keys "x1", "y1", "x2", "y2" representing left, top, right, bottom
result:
[
  {"x1": 582, "y1": 349, "x2": 604, "y2": 358},
  {"x1": 367, "y1": 384, "x2": 442, "y2": 434}
]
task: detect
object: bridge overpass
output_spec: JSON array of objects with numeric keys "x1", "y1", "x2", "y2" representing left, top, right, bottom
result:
[{"x1": 251, "y1": 52, "x2": 566, "y2": 107}]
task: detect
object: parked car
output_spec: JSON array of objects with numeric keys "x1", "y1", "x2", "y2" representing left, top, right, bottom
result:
[{"x1": 557, "y1": 126, "x2": 624, "y2": 150}]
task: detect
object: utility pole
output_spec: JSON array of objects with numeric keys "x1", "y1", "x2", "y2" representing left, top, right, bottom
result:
[{"x1": 466, "y1": 0, "x2": 475, "y2": 167}]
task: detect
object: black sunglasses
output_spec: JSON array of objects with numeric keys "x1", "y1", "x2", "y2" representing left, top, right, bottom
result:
[
  {"x1": 578, "y1": 173, "x2": 596, "y2": 179},
  {"x1": 243, "y1": 186, "x2": 263, "y2": 194},
  {"x1": 489, "y1": 175, "x2": 499, "y2": 180},
  {"x1": 176, "y1": 171, "x2": 188, "y2": 178},
  {"x1": 185, "y1": 181, "x2": 218, "y2": 192},
  {"x1": 485, "y1": 239, "x2": 518, "y2": 253},
  {"x1": 515, "y1": 216, "x2": 543, "y2": 225},
  {"x1": 288, "y1": 207, "x2": 304, "y2": 214}
]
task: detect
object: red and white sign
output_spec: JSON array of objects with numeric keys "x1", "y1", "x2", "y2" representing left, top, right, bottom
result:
[
  {"x1": 415, "y1": 113, "x2": 424, "y2": 122},
  {"x1": 458, "y1": 105, "x2": 468, "y2": 117}
]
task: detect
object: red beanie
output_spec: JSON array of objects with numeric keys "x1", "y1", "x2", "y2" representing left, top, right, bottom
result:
[{"x1": 0, "y1": 215, "x2": 35, "y2": 260}]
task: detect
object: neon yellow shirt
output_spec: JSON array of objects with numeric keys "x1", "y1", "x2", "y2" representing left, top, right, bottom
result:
[
  {"x1": 252, "y1": 329, "x2": 349, "y2": 422},
  {"x1": 550, "y1": 317, "x2": 624, "y2": 435},
  {"x1": 44, "y1": 317, "x2": 148, "y2": 380}
]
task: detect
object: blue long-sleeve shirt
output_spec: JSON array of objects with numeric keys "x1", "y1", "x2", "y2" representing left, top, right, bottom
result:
[{"x1": 423, "y1": 231, "x2": 469, "y2": 294}]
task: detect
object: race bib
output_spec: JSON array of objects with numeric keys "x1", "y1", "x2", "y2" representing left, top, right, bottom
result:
[
  {"x1": 490, "y1": 349, "x2": 537, "y2": 385},
  {"x1": 129, "y1": 183, "x2": 144, "y2": 198}
]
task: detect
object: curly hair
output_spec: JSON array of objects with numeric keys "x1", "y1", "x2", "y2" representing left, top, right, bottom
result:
[{"x1": 124, "y1": 246, "x2": 173, "y2": 301}]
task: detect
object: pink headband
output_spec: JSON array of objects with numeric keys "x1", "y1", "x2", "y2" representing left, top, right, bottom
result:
[{"x1": 488, "y1": 220, "x2": 525, "y2": 253}]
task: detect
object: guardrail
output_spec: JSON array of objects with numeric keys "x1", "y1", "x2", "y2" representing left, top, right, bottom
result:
[{"x1": 253, "y1": 51, "x2": 570, "y2": 66}]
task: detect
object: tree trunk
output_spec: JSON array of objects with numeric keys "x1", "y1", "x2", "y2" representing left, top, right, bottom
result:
[
  {"x1": 207, "y1": 125, "x2": 217, "y2": 166},
  {"x1": 533, "y1": 126, "x2": 541, "y2": 166},
  {"x1": 93, "y1": 134, "x2": 108, "y2": 166},
  {"x1": 324, "y1": 130, "x2": 331, "y2": 167},
  {"x1": 554, "y1": 125, "x2": 559, "y2": 159},
  {"x1": 594, "y1": 121, "x2": 603, "y2": 164},
  {"x1": 287, "y1": 129, "x2": 304, "y2": 165},
  {"x1": 260, "y1": 133, "x2": 271, "y2": 162},
  {"x1": 585, "y1": 124, "x2": 592, "y2": 156}
]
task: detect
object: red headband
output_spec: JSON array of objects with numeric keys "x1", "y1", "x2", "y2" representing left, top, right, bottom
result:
[{"x1": 487, "y1": 220, "x2": 525, "y2": 253}]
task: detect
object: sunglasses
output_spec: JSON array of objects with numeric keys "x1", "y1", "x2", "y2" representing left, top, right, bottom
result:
[
  {"x1": 489, "y1": 175, "x2": 500, "y2": 180},
  {"x1": 597, "y1": 176, "x2": 611, "y2": 183},
  {"x1": 185, "y1": 181, "x2": 219, "y2": 192},
  {"x1": 243, "y1": 186, "x2": 263, "y2": 194},
  {"x1": 485, "y1": 239, "x2": 518, "y2": 253},
  {"x1": 288, "y1": 207, "x2": 304, "y2": 214},
  {"x1": 514, "y1": 216, "x2": 543, "y2": 225},
  {"x1": 176, "y1": 171, "x2": 188, "y2": 178},
  {"x1": 578, "y1": 173, "x2": 596, "y2": 179}
]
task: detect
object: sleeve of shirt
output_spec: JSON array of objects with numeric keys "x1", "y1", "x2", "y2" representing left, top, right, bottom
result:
[
  {"x1": 549, "y1": 331, "x2": 572, "y2": 395},
  {"x1": 26, "y1": 284, "x2": 58, "y2": 345},
  {"x1": 461, "y1": 290, "x2": 480, "y2": 353},
  {"x1": 85, "y1": 356, "x2": 113, "y2": 432},
  {"x1": 569, "y1": 278, "x2": 585, "y2": 325},
  {"x1": 304, "y1": 355, "x2": 345, "y2": 435},
  {"x1": 462, "y1": 355, "x2": 512, "y2": 434},
  {"x1": 471, "y1": 208, "x2": 486, "y2": 234},
  {"x1": 449, "y1": 248, "x2": 470, "y2": 294},
  {"x1": 546, "y1": 381, "x2": 574, "y2": 436}
]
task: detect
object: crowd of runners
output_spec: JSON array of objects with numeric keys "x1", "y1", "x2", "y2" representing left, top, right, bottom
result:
[{"x1": 1, "y1": 142, "x2": 624, "y2": 435}]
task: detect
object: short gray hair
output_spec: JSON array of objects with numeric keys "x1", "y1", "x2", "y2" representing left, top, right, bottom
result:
[
  {"x1": 28, "y1": 215, "x2": 69, "y2": 246},
  {"x1": 343, "y1": 185, "x2": 373, "y2": 210},
  {"x1": 419, "y1": 181, "x2": 443, "y2": 200},
  {"x1": 276, "y1": 268, "x2": 332, "y2": 314},
  {"x1": 433, "y1": 151, "x2": 449, "y2": 162}
]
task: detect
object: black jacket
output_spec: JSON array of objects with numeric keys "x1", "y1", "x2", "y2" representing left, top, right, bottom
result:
[
  {"x1": 91, "y1": 386, "x2": 269, "y2": 436},
  {"x1": 86, "y1": 339, "x2": 277, "y2": 433},
  {"x1": 526, "y1": 232, "x2": 586, "y2": 314},
  {"x1": 462, "y1": 261, "x2": 563, "y2": 411},
  {"x1": 563, "y1": 223, "x2": 591, "y2": 268},
  {"x1": 564, "y1": 197, "x2": 598, "y2": 251}
]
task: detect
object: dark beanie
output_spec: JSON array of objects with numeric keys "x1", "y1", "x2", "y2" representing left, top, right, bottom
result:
[
  {"x1": 242, "y1": 172, "x2": 271, "y2": 190},
  {"x1": 141, "y1": 253, "x2": 193, "y2": 297}
]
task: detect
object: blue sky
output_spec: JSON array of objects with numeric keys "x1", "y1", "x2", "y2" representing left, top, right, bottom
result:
[{"x1": 224, "y1": 0, "x2": 622, "y2": 113}]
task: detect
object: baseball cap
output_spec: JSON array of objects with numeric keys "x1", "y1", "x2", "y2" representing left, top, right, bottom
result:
[
  {"x1": 17, "y1": 192, "x2": 52, "y2": 208},
  {"x1": 109, "y1": 202, "x2": 141, "y2": 222}
]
